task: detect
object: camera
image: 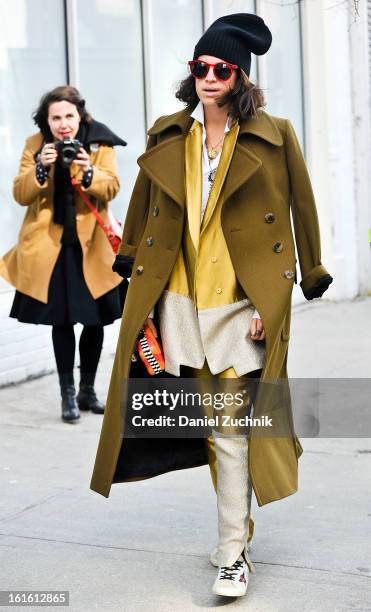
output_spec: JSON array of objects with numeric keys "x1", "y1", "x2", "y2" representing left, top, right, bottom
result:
[{"x1": 55, "y1": 138, "x2": 83, "y2": 167}]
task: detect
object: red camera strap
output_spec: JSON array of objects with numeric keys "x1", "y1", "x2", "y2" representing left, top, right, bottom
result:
[{"x1": 71, "y1": 177, "x2": 108, "y2": 232}]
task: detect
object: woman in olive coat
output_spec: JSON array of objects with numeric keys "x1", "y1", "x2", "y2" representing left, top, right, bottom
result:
[
  {"x1": 91, "y1": 14, "x2": 333, "y2": 598},
  {"x1": 0, "y1": 86, "x2": 127, "y2": 423}
]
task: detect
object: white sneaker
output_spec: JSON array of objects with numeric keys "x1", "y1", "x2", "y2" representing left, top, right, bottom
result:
[{"x1": 212, "y1": 553, "x2": 249, "y2": 597}]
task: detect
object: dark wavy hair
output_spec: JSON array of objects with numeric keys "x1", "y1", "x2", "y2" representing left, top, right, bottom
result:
[
  {"x1": 33, "y1": 85, "x2": 92, "y2": 137},
  {"x1": 175, "y1": 68, "x2": 266, "y2": 119}
]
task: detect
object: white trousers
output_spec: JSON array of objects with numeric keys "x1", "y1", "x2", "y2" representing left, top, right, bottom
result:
[
  {"x1": 213, "y1": 431, "x2": 255, "y2": 571},
  {"x1": 189, "y1": 360, "x2": 258, "y2": 570}
]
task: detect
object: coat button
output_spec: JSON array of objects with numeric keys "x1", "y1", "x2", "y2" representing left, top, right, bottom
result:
[
  {"x1": 136, "y1": 265, "x2": 144, "y2": 275},
  {"x1": 146, "y1": 236, "x2": 153, "y2": 246},
  {"x1": 216, "y1": 287, "x2": 223, "y2": 294},
  {"x1": 283, "y1": 269, "x2": 294, "y2": 279},
  {"x1": 85, "y1": 239, "x2": 92, "y2": 248},
  {"x1": 265, "y1": 212, "x2": 275, "y2": 223},
  {"x1": 153, "y1": 206, "x2": 159, "y2": 217},
  {"x1": 273, "y1": 241, "x2": 283, "y2": 253},
  {"x1": 211, "y1": 256, "x2": 217, "y2": 263}
]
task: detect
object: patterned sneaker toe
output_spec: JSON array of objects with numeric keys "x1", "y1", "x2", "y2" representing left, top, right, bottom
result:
[{"x1": 212, "y1": 554, "x2": 249, "y2": 597}]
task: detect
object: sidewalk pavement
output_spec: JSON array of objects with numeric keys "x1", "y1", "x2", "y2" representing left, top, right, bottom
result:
[{"x1": 0, "y1": 297, "x2": 370, "y2": 612}]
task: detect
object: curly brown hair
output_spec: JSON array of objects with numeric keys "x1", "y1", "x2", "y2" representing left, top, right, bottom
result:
[
  {"x1": 175, "y1": 68, "x2": 266, "y2": 119},
  {"x1": 33, "y1": 85, "x2": 92, "y2": 137}
]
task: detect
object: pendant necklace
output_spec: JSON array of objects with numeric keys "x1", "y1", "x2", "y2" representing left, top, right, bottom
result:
[
  {"x1": 207, "y1": 137, "x2": 223, "y2": 187},
  {"x1": 206, "y1": 133, "x2": 225, "y2": 161},
  {"x1": 207, "y1": 135, "x2": 223, "y2": 186}
]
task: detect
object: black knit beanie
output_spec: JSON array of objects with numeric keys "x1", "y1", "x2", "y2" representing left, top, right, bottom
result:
[{"x1": 193, "y1": 13, "x2": 272, "y2": 77}]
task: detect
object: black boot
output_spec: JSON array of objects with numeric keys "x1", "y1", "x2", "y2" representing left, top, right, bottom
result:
[
  {"x1": 59, "y1": 373, "x2": 80, "y2": 423},
  {"x1": 77, "y1": 372, "x2": 105, "y2": 414}
]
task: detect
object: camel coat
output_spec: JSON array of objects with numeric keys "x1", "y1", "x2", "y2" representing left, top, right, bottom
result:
[
  {"x1": 90, "y1": 108, "x2": 333, "y2": 506},
  {"x1": 0, "y1": 133, "x2": 122, "y2": 303}
]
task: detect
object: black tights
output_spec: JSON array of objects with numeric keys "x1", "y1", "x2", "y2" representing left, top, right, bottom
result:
[{"x1": 52, "y1": 325, "x2": 104, "y2": 375}]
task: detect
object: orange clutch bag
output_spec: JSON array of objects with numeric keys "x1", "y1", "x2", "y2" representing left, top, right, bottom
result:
[{"x1": 135, "y1": 323, "x2": 165, "y2": 376}]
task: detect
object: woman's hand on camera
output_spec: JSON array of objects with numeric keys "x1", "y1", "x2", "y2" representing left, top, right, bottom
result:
[
  {"x1": 249, "y1": 317, "x2": 265, "y2": 341},
  {"x1": 40, "y1": 143, "x2": 58, "y2": 168},
  {"x1": 73, "y1": 147, "x2": 91, "y2": 173}
]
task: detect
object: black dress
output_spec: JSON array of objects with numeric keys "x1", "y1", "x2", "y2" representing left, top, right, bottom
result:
[{"x1": 10, "y1": 241, "x2": 128, "y2": 326}]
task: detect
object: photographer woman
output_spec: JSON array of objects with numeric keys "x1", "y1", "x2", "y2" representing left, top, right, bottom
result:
[
  {"x1": 91, "y1": 13, "x2": 333, "y2": 598},
  {"x1": 0, "y1": 86, "x2": 127, "y2": 423}
]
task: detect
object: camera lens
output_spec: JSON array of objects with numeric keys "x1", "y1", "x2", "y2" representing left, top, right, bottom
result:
[
  {"x1": 62, "y1": 148, "x2": 75, "y2": 160},
  {"x1": 58, "y1": 140, "x2": 81, "y2": 167}
]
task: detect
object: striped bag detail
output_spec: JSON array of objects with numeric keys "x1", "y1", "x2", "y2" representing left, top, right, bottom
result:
[{"x1": 136, "y1": 324, "x2": 165, "y2": 376}]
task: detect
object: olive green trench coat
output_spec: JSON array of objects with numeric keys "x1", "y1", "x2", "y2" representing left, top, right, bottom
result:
[{"x1": 90, "y1": 108, "x2": 333, "y2": 506}]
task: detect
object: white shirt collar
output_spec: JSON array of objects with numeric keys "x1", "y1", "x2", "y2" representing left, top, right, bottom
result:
[{"x1": 190, "y1": 101, "x2": 232, "y2": 139}]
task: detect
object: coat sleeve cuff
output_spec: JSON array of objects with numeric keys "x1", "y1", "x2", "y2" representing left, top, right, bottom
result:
[
  {"x1": 112, "y1": 254, "x2": 134, "y2": 278},
  {"x1": 118, "y1": 243, "x2": 137, "y2": 259},
  {"x1": 300, "y1": 264, "x2": 333, "y2": 300}
]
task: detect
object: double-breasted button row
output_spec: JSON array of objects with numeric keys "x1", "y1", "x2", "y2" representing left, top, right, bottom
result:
[
  {"x1": 283, "y1": 269, "x2": 294, "y2": 279},
  {"x1": 153, "y1": 206, "x2": 159, "y2": 217},
  {"x1": 146, "y1": 236, "x2": 153, "y2": 246},
  {"x1": 265, "y1": 211, "x2": 283, "y2": 254},
  {"x1": 136, "y1": 265, "x2": 144, "y2": 275}
]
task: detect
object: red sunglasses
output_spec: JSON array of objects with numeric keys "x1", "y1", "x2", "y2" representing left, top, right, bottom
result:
[{"x1": 188, "y1": 60, "x2": 238, "y2": 82}]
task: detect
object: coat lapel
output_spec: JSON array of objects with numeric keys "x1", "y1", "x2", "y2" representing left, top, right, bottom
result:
[
  {"x1": 137, "y1": 108, "x2": 283, "y2": 209},
  {"x1": 222, "y1": 111, "x2": 283, "y2": 204},
  {"x1": 137, "y1": 135, "x2": 186, "y2": 208},
  {"x1": 137, "y1": 109, "x2": 194, "y2": 209},
  {"x1": 222, "y1": 142, "x2": 262, "y2": 204}
]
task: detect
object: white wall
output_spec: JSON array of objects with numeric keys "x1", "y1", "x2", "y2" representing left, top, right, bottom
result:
[
  {"x1": 301, "y1": 0, "x2": 371, "y2": 300},
  {"x1": 0, "y1": 280, "x2": 53, "y2": 386},
  {"x1": 349, "y1": 1, "x2": 371, "y2": 296},
  {"x1": 0, "y1": 279, "x2": 120, "y2": 387}
]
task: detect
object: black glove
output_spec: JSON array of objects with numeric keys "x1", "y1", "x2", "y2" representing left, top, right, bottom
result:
[
  {"x1": 112, "y1": 254, "x2": 134, "y2": 278},
  {"x1": 303, "y1": 274, "x2": 333, "y2": 300}
]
